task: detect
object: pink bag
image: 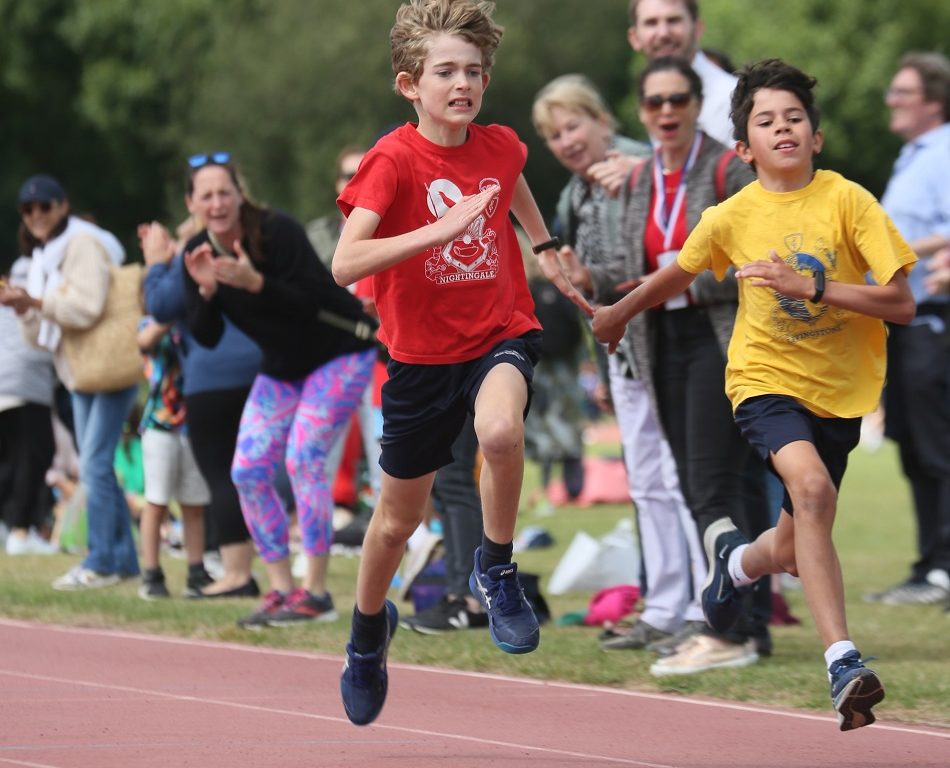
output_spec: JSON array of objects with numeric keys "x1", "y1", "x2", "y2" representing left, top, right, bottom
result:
[{"x1": 583, "y1": 584, "x2": 641, "y2": 626}]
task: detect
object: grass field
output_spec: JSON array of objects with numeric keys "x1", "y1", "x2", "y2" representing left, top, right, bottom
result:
[{"x1": 0, "y1": 440, "x2": 947, "y2": 728}]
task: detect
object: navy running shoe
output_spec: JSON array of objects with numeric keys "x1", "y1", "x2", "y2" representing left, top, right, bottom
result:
[
  {"x1": 340, "y1": 600, "x2": 398, "y2": 726},
  {"x1": 701, "y1": 518, "x2": 750, "y2": 633},
  {"x1": 830, "y1": 650, "x2": 885, "y2": 731},
  {"x1": 469, "y1": 546, "x2": 539, "y2": 654}
]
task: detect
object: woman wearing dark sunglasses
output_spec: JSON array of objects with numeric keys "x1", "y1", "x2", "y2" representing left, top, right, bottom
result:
[
  {"x1": 181, "y1": 153, "x2": 378, "y2": 628},
  {"x1": 0, "y1": 174, "x2": 139, "y2": 590},
  {"x1": 613, "y1": 57, "x2": 777, "y2": 676}
]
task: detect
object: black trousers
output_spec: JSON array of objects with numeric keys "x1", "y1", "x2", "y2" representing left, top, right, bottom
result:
[
  {"x1": 0, "y1": 403, "x2": 55, "y2": 530},
  {"x1": 884, "y1": 316, "x2": 950, "y2": 579},
  {"x1": 185, "y1": 387, "x2": 252, "y2": 547},
  {"x1": 431, "y1": 413, "x2": 483, "y2": 597},
  {"x1": 655, "y1": 307, "x2": 772, "y2": 639}
]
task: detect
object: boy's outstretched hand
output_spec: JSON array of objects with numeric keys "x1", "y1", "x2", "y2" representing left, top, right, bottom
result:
[
  {"x1": 736, "y1": 250, "x2": 813, "y2": 299},
  {"x1": 591, "y1": 304, "x2": 625, "y2": 353},
  {"x1": 537, "y1": 248, "x2": 594, "y2": 318}
]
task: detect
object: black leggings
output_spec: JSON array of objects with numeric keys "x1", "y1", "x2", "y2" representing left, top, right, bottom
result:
[
  {"x1": 185, "y1": 387, "x2": 252, "y2": 547},
  {"x1": 0, "y1": 403, "x2": 54, "y2": 530}
]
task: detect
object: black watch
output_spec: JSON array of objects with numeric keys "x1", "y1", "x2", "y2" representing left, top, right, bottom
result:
[
  {"x1": 810, "y1": 269, "x2": 825, "y2": 304},
  {"x1": 532, "y1": 237, "x2": 561, "y2": 255}
]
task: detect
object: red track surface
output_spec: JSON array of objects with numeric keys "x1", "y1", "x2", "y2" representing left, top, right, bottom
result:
[{"x1": 0, "y1": 619, "x2": 945, "y2": 767}]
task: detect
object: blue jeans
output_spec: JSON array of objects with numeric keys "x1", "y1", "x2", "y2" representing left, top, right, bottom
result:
[{"x1": 72, "y1": 386, "x2": 139, "y2": 576}]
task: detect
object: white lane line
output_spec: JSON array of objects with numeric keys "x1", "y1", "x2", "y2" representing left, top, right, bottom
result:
[
  {"x1": 0, "y1": 668, "x2": 675, "y2": 768},
  {"x1": 1, "y1": 618, "x2": 946, "y2": 739}
]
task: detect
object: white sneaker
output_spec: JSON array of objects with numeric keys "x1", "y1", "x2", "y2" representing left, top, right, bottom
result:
[
  {"x1": 650, "y1": 634, "x2": 759, "y2": 677},
  {"x1": 52, "y1": 565, "x2": 120, "y2": 591},
  {"x1": 6, "y1": 529, "x2": 58, "y2": 556}
]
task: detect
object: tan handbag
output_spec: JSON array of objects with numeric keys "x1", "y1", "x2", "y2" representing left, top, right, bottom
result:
[{"x1": 60, "y1": 263, "x2": 145, "y2": 393}]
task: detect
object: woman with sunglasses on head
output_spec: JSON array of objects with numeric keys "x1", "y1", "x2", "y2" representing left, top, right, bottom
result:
[
  {"x1": 181, "y1": 153, "x2": 377, "y2": 628},
  {"x1": 0, "y1": 174, "x2": 139, "y2": 590},
  {"x1": 139, "y1": 212, "x2": 262, "y2": 599},
  {"x1": 613, "y1": 57, "x2": 776, "y2": 676}
]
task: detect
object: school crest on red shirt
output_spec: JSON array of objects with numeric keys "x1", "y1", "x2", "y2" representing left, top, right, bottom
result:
[{"x1": 424, "y1": 177, "x2": 500, "y2": 284}]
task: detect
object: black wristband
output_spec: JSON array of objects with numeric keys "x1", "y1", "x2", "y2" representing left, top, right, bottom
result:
[
  {"x1": 532, "y1": 237, "x2": 561, "y2": 255},
  {"x1": 810, "y1": 269, "x2": 825, "y2": 303}
]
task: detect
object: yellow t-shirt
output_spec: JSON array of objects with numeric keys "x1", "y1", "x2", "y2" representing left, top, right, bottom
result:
[{"x1": 678, "y1": 170, "x2": 917, "y2": 418}]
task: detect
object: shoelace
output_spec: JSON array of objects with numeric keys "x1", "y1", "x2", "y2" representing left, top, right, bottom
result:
[{"x1": 488, "y1": 574, "x2": 526, "y2": 616}]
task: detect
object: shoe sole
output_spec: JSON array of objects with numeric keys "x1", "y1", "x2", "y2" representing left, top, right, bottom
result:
[
  {"x1": 834, "y1": 669, "x2": 885, "y2": 731},
  {"x1": 650, "y1": 651, "x2": 759, "y2": 677},
  {"x1": 267, "y1": 610, "x2": 339, "y2": 627},
  {"x1": 137, "y1": 588, "x2": 170, "y2": 601}
]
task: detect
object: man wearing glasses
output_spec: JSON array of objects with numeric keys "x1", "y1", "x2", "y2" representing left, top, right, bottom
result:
[
  {"x1": 627, "y1": 0, "x2": 736, "y2": 147},
  {"x1": 868, "y1": 52, "x2": 950, "y2": 608}
]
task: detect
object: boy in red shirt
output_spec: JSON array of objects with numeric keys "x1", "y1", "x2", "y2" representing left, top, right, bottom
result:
[{"x1": 334, "y1": 0, "x2": 590, "y2": 726}]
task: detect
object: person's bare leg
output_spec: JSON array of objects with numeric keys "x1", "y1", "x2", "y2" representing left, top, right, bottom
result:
[
  {"x1": 202, "y1": 540, "x2": 255, "y2": 594},
  {"x1": 139, "y1": 502, "x2": 166, "y2": 571},
  {"x1": 741, "y1": 441, "x2": 849, "y2": 647},
  {"x1": 473, "y1": 364, "x2": 528, "y2": 545},
  {"x1": 262, "y1": 556, "x2": 294, "y2": 594},
  {"x1": 180, "y1": 504, "x2": 205, "y2": 567},
  {"x1": 356, "y1": 472, "x2": 433, "y2": 614},
  {"x1": 303, "y1": 553, "x2": 330, "y2": 596}
]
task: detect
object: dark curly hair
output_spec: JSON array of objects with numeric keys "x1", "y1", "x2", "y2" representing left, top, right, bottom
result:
[{"x1": 730, "y1": 58, "x2": 820, "y2": 146}]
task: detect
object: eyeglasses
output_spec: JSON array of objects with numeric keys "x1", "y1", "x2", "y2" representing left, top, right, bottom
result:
[
  {"x1": 19, "y1": 201, "x2": 53, "y2": 216},
  {"x1": 188, "y1": 152, "x2": 232, "y2": 169},
  {"x1": 884, "y1": 86, "x2": 923, "y2": 101},
  {"x1": 641, "y1": 92, "x2": 693, "y2": 111}
]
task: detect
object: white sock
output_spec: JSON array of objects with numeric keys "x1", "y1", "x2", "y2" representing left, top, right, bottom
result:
[
  {"x1": 824, "y1": 640, "x2": 857, "y2": 672},
  {"x1": 727, "y1": 544, "x2": 754, "y2": 586}
]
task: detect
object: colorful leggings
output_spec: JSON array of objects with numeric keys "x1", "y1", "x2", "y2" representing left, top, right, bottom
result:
[{"x1": 231, "y1": 349, "x2": 375, "y2": 562}]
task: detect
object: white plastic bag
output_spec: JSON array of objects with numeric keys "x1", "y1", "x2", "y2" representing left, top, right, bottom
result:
[{"x1": 547, "y1": 519, "x2": 640, "y2": 595}]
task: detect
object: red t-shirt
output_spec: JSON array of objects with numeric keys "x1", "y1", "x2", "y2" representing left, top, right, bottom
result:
[{"x1": 338, "y1": 122, "x2": 540, "y2": 364}]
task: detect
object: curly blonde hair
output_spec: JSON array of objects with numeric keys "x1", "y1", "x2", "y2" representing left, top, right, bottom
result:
[{"x1": 390, "y1": 0, "x2": 503, "y2": 91}]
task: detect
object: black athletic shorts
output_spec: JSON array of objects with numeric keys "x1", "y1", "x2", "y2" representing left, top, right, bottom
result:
[
  {"x1": 734, "y1": 394, "x2": 861, "y2": 514},
  {"x1": 379, "y1": 331, "x2": 541, "y2": 479}
]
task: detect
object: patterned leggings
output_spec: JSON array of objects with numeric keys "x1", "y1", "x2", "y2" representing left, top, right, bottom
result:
[{"x1": 231, "y1": 349, "x2": 375, "y2": 562}]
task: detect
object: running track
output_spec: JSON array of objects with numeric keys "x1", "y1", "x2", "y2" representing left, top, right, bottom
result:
[{"x1": 0, "y1": 619, "x2": 945, "y2": 767}]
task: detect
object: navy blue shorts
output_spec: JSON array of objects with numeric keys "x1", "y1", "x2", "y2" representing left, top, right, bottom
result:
[
  {"x1": 379, "y1": 332, "x2": 542, "y2": 479},
  {"x1": 734, "y1": 395, "x2": 861, "y2": 514}
]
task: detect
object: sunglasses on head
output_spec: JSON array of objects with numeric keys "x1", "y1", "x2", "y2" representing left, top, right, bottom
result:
[
  {"x1": 19, "y1": 201, "x2": 53, "y2": 216},
  {"x1": 188, "y1": 151, "x2": 232, "y2": 169},
  {"x1": 642, "y1": 92, "x2": 693, "y2": 111}
]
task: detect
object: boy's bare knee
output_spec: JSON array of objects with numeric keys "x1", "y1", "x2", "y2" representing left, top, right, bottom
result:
[
  {"x1": 476, "y1": 415, "x2": 523, "y2": 460},
  {"x1": 370, "y1": 510, "x2": 420, "y2": 549},
  {"x1": 786, "y1": 470, "x2": 836, "y2": 518}
]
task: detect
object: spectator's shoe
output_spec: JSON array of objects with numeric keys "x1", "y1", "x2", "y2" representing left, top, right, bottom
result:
[
  {"x1": 182, "y1": 567, "x2": 215, "y2": 598},
  {"x1": 236, "y1": 590, "x2": 286, "y2": 629},
  {"x1": 267, "y1": 588, "x2": 339, "y2": 626},
  {"x1": 864, "y1": 569, "x2": 950, "y2": 606},
  {"x1": 340, "y1": 600, "x2": 398, "y2": 726},
  {"x1": 52, "y1": 565, "x2": 120, "y2": 591},
  {"x1": 701, "y1": 518, "x2": 750, "y2": 633},
  {"x1": 829, "y1": 650, "x2": 884, "y2": 731},
  {"x1": 400, "y1": 595, "x2": 488, "y2": 635},
  {"x1": 649, "y1": 635, "x2": 759, "y2": 677},
  {"x1": 600, "y1": 619, "x2": 672, "y2": 651},
  {"x1": 6, "y1": 529, "x2": 58, "y2": 556},
  {"x1": 197, "y1": 577, "x2": 261, "y2": 600},
  {"x1": 138, "y1": 568, "x2": 170, "y2": 601},
  {"x1": 646, "y1": 620, "x2": 707, "y2": 656},
  {"x1": 469, "y1": 546, "x2": 539, "y2": 654}
]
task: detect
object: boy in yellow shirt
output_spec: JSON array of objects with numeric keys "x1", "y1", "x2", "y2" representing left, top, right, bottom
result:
[{"x1": 593, "y1": 58, "x2": 916, "y2": 731}]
